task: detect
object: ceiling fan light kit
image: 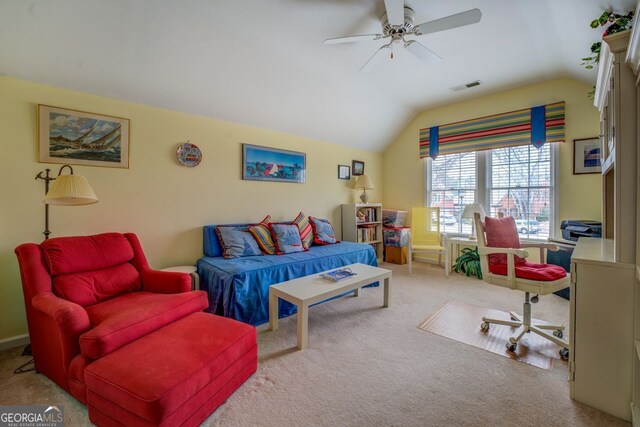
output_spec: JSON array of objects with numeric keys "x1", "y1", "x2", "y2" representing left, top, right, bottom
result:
[{"x1": 325, "y1": 1, "x2": 482, "y2": 72}]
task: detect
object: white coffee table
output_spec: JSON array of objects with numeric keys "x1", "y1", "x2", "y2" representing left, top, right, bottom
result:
[{"x1": 269, "y1": 263, "x2": 392, "y2": 349}]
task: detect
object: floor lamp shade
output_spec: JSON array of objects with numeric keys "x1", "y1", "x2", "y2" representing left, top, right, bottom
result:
[{"x1": 44, "y1": 174, "x2": 98, "y2": 205}]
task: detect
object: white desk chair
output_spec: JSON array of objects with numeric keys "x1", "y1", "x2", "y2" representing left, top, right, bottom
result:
[{"x1": 474, "y1": 213, "x2": 570, "y2": 358}]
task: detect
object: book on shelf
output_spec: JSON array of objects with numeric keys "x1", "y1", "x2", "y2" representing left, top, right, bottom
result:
[
  {"x1": 356, "y1": 207, "x2": 377, "y2": 223},
  {"x1": 320, "y1": 268, "x2": 357, "y2": 282},
  {"x1": 357, "y1": 225, "x2": 378, "y2": 243}
]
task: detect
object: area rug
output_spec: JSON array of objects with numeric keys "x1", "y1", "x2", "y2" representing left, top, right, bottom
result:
[{"x1": 417, "y1": 300, "x2": 565, "y2": 370}]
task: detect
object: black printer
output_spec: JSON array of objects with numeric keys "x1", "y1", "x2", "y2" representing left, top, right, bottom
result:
[{"x1": 560, "y1": 220, "x2": 602, "y2": 242}]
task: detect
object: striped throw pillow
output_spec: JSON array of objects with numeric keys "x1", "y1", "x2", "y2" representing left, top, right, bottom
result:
[
  {"x1": 249, "y1": 215, "x2": 276, "y2": 255},
  {"x1": 293, "y1": 212, "x2": 313, "y2": 249}
]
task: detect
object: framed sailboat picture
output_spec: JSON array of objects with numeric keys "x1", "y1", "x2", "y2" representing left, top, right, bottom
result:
[
  {"x1": 38, "y1": 105, "x2": 130, "y2": 168},
  {"x1": 242, "y1": 144, "x2": 306, "y2": 183}
]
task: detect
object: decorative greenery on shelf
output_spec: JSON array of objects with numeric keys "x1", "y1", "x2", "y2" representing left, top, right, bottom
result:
[
  {"x1": 453, "y1": 247, "x2": 482, "y2": 279},
  {"x1": 581, "y1": 10, "x2": 634, "y2": 69}
]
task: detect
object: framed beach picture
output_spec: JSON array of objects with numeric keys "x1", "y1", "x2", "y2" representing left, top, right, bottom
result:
[
  {"x1": 38, "y1": 105, "x2": 130, "y2": 168},
  {"x1": 242, "y1": 144, "x2": 306, "y2": 183},
  {"x1": 573, "y1": 137, "x2": 601, "y2": 175}
]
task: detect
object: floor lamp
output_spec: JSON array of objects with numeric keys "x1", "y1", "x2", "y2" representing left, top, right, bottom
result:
[
  {"x1": 35, "y1": 165, "x2": 98, "y2": 240},
  {"x1": 17, "y1": 165, "x2": 98, "y2": 363}
]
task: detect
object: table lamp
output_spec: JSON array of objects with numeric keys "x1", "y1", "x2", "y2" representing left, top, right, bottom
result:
[
  {"x1": 354, "y1": 174, "x2": 374, "y2": 203},
  {"x1": 462, "y1": 203, "x2": 485, "y2": 240}
]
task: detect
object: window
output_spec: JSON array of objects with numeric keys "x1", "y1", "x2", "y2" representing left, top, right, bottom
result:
[
  {"x1": 426, "y1": 151, "x2": 476, "y2": 235},
  {"x1": 488, "y1": 145, "x2": 551, "y2": 238},
  {"x1": 426, "y1": 144, "x2": 555, "y2": 239}
]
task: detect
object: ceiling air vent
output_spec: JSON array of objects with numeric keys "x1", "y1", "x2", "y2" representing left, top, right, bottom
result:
[{"x1": 450, "y1": 80, "x2": 481, "y2": 91}]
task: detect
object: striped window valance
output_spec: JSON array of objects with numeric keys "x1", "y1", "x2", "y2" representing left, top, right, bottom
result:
[{"x1": 419, "y1": 101, "x2": 565, "y2": 159}]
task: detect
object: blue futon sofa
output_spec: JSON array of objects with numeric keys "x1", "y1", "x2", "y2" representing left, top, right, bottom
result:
[{"x1": 196, "y1": 224, "x2": 378, "y2": 326}]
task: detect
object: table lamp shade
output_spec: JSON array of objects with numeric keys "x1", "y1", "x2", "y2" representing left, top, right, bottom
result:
[
  {"x1": 462, "y1": 203, "x2": 485, "y2": 240},
  {"x1": 462, "y1": 203, "x2": 485, "y2": 219},
  {"x1": 44, "y1": 174, "x2": 98, "y2": 206},
  {"x1": 354, "y1": 174, "x2": 374, "y2": 190}
]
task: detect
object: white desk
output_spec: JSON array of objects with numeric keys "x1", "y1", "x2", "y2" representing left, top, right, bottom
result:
[{"x1": 444, "y1": 236, "x2": 478, "y2": 277}]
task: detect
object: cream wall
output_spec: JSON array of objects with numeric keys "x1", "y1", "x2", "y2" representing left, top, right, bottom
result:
[
  {"x1": 0, "y1": 77, "x2": 382, "y2": 341},
  {"x1": 383, "y1": 78, "x2": 602, "y2": 236}
]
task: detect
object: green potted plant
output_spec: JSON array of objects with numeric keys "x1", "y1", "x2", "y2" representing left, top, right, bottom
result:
[
  {"x1": 453, "y1": 247, "x2": 482, "y2": 279},
  {"x1": 581, "y1": 10, "x2": 634, "y2": 69}
]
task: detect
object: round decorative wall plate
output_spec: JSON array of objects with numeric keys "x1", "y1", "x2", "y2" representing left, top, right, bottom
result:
[{"x1": 176, "y1": 142, "x2": 202, "y2": 167}]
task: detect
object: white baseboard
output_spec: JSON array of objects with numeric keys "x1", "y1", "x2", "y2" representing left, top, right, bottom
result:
[{"x1": 0, "y1": 334, "x2": 30, "y2": 352}]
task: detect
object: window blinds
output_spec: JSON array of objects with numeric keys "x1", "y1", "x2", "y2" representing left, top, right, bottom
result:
[{"x1": 419, "y1": 101, "x2": 565, "y2": 159}]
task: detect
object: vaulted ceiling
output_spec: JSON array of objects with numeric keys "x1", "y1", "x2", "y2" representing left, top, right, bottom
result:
[{"x1": 0, "y1": 0, "x2": 635, "y2": 151}]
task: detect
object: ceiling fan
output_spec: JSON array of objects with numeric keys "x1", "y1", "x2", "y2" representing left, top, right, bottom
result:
[{"x1": 324, "y1": 0, "x2": 482, "y2": 72}]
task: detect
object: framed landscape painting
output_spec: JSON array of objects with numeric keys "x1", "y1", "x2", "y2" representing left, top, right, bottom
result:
[
  {"x1": 573, "y1": 137, "x2": 601, "y2": 175},
  {"x1": 38, "y1": 105, "x2": 130, "y2": 168},
  {"x1": 352, "y1": 160, "x2": 364, "y2": 176},
  {"x1": 242, "y1": 144, "x2": 306, "y2": 183}
]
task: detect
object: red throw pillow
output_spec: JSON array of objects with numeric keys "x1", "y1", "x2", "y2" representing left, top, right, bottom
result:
[{"x1": 483, "y1": 216, "x2": 526, "y2": 265}]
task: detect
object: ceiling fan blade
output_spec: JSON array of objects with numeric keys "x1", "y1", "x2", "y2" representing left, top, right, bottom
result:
[
  {"x1": 384, "y1": 0, "x2": 405, "y2": 26},
  {"x1": 413, "y1": 8, "x2": 482, "y2": 36},
  {"x1": 360, "y1": 44, "x2": 391, "y2": 72},
  {"x1": 404, "y1": 40, "x2": 442, "y2": 65},
  {"x1": 324, "y1": 34, "x2": 385, "y2": 44}
]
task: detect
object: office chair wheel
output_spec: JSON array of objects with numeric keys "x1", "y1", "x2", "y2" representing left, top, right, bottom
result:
[
  {"x1": 531, "y1": 294, "x2": 539, "y2": 303},
  {"x1": 559, "y1": 348, "x2": 569, "y2": 360},
  {"x1": 553, "y1": 330, "x2": 563, "y2": 339},
  {"x1": 480, "y1": 322, "x2": 489, "y2": 332},
  {"x1": 506, "y1": 342, "x2": 517, "y2": 352}
]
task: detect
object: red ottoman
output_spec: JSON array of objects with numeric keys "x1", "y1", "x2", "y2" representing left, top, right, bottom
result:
[{"x1": 84, "y1": 312, "x2": 257, "y2": 427}]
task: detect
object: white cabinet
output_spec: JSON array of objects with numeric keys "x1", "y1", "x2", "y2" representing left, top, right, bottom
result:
[
  {"x1": 569, "y1": 238, "x2": 635, "y2": 421},
  {"x1": 341, "y1": 203, "x2": 383, "y2": 260},
  {"x1": 626, "y1": 11, "x2": 640, "y2": 424},
  {"x1": 594, "y1": 30, "x2": 637, "y2": 264},
  {"x1": 586, "y1": 27, "x2": 640, "y2": 422}
]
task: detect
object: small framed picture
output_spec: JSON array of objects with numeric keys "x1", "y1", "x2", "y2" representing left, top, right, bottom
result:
[
  {"x1": 338, "y1": 164, "x2": 350, "y2": 180},
  {"x1": 352, "y1": 160, "x2": 365, "y2": 176},
  {"x1": 573, "y1": 137, "x2": 601, "y2": 175}
]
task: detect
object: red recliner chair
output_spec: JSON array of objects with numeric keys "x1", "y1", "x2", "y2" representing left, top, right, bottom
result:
[
  {"x1": 15, "y1": 232, "x2": 257, "y2": 427},
  {"x1": 15, "y1": 232, "x2": 206, "y2": 402}
]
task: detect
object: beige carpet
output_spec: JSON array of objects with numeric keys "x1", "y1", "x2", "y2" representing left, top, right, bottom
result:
[
  {"x1": 0, "y1": 262, "x2": 630, "y2": 427},
  {"x1": 417, "y1": 300, "x2": 563, "y2": 370}
]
